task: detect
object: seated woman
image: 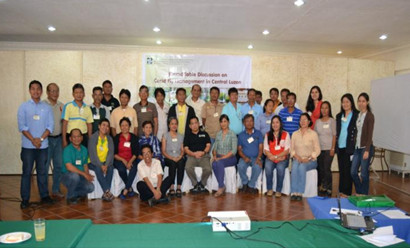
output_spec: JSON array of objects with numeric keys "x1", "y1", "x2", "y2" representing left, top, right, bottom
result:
[
  {"x1": 88, "y1": 118, "x2": 115, "y2": 201},
  {"x1": 113, "y1": 117, "x2": 139, "y2": 199},
  {"x1": 137, "y1": 144, "x2": 172, "y2": 207},
  {"x1": 138, "y1": 121, "x2": 164, "y2": 167},
  {"x1": 161, "y1": 117, "x2": 185, "y2": 198},
  {"x1": 290, "y1": 113, "x2": 321, "y2": 201},
  {"x1": 211, "y1": 114, "x2": 237, "y2": 197},
  {"x1": 264, "y1": 115, "x2": 290, "y2": 198}
]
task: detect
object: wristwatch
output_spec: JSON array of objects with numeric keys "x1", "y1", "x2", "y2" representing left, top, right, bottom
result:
[
  {"x1": 274, "y1": 155, "x2": 278, "y2": 159},
  {"x1": 40, "y1": 137, "x2": 44, "y2": 142}
]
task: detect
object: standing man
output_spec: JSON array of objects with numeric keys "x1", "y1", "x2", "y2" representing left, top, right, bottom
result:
[
  {"x1": 201, "y1": 86, "x2": 224, "y2": 144},
  {"x1": 275, "y1": 88, "x2": 300, "y2": 115},
  {"x1": 168, "y1": 88, "x2": 196, "y2": 136},
  {"x1": 255, "y1": 90, "x2": 263, "y2": 105},
  {"x1": 186, "y1": 84, "x2": 205, "y2": 128},
  {"x1": 222, "y1": 88, "x2": 242, "y2": 135},
  {"x1": 237, "y1": 114, "x2": 264, "y2": 194},
  {"x1": 101, "y1": 80, "x2": 120, "y2": 112},
  {"x1": 241, "y1": 88, "x2": 263, "y2": 120},
  {"x1": 18, "y1": 80, "x2": 54, "y2": 209},
  {"x1": 43, "y1": 83, "x2": 64, "y2": 198},
  {"x1": 62, "y1": 83, "x2": 93, "y2": 148},
  {"x1": 154, "y1": 88, "x2": 169, "y2": 141},
  {"x1": 90, "y1": 86, "x2": 111, "y2": 134},
  {"x1": 110, "y1": 89, "x2": 138, "y2": 137},
  {"x1": 269, "y1": 88, "x2": 281, "y2": 114},
  {"x1": 278, "y1": 92, "x2": 303, "y2": 137},
  {"x1": 133, "y1": 85, "x2": 158, "y2": 137},
  {"x1": 184, "y1": 117, "x2": 212, "y2": 193}
]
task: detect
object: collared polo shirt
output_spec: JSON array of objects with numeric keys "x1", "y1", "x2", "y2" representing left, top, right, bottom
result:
[
  {"x1": 43, "y1": 99, "x2": 63, "y2": 136},
  {"x1": 62, "y1": 101, "x2": 93, "y2": 134},
  {"x1": 255, "y1": 112, "x2": 275, "y2": 135},
  {"x1": 278, "y1": 107, "x2": 303, "y2": 137},
  {"x1": 101, "y1": 95, "x2": 120, "y2": 113},
  {"x1": 201, "y1": 101, "x2": 224, "y2": 139},
  {"x1": 110, "y1": 106, "x2": 138, "y2": 134},
  {"x1": 133, "y1": 101, "x2": 158, "y2": 136},
  {"x1": 240, "y1": 102, "x2": 263, "y2": 120},
  {"x1": 238, "y1": 129, "x2": 264, "y2": 158},
  {"x1": 183, "y1": 130, "x2": 211, "y2": 152},
  {"x1": 62, "y1": 143, "x2": 88, "y2": 173}
]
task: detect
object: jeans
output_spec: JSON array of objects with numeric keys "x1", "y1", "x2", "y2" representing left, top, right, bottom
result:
[
  {"x1": 137, "y1": 177, "x2": 172, "y2": 201},
  {"x1": 20, "y1": 148, "x2": 49, "y2": 201},
  {"x1": 337, "y1": 148, "x2": 353, "y2": 195},
  {"x1": 61, "y1": 172, "x2": 94, "y2": 199},
  {"x1": 212, "y1": 155, "x2": 237, "y2": 188},
  {"x1": 265, "y1": 159, "x2": 289, "y2": 192},
  {"x1": 113, "y1": 159, "x2": 138, "y2": 190},
  {"x1": 351, "y1": 146, "x2": 374, "y2": 195},
  {"x1": 88, "y1": 163, "x2": 114, "y2": 192},
  {"x1": 237, "y1": 157, "x2": 262, "y2": 188},
  {"x1": 46, "y1": 136, "x2": 63, "y2": 194},
  {"x1": 290, "y1": 159, "x2": 317, "y2": 194},
  {"x1": 165, "y1": 158, "x2": 185, "y2": 186},
  {"x1": 317, "y1": 150, "x2": 334, "y2": 191}
]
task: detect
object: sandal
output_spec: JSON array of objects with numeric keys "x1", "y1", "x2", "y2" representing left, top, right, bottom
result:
[
  {"x1": 176, "y1": 189, "x2": 182, "y2": 198},
  {"x1": 169, "y1": 189, "x2": 176, "y2": 197}
]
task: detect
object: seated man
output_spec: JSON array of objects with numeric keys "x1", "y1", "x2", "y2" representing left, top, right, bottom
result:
[
  {"x1": 237, "y1": 114, "x2": 264, "y2": 194},
  {"x1": 61, "y1": 129, "x2": 95, "y2": 205},
  {"x1": 137, "y1": 144, "x2": 172, "y2": 207},
  {"x1": 183, "y1": 116, "x2": 212, "y2": 194}
]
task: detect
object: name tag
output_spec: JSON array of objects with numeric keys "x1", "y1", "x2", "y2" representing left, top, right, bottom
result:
[
  {"x1": 172, "y1": 138, "x2": 178, "y2": 142},
  {"x1": 247, "y1": 137, "x2": 254, "y2": 143},
  {"x1": 248, "y1": 110, "x2": 254, "y2": 115},
  {"x1": 323, "y1": 124, "x2": 330, "y2": 129},
  {"x1": 172, "y1": 150, "x2": 177, "y2": 153},
  {"x1": 124, "y1": 142, "x2": 131, "y2": 148},
  {"x1": 286, "y1": 116, "x2": 293, "y2": 122},
  {"x1": 213, "y1": 112, "x2": 219, "y2": 118},
  {"x1": 275, "y1": 145, "x2": 281, "y2": 151},
  {"x1": 108, "y1": 106, "x2": 113, "y2": 111},
  {"x1": 151, "y1": 172, "x2": 157, "y2": 179},
  {"x1": 99, "y1": 146, "x2": 104, "y2": 151},
  {"x1": 199, "y1": 134, "x2": 205, "y2": 138},
  {"x1": 141, "y1": 107, "x2": 147, "y2": 113},
  {"x1": 342, "y1": 117, "x2": 347, "y2": 122},
  {"x1": 178, "y1": 111, "x2": 183, "y2": 116},
  {"x1": 266, "y1": 120, "x2": 271, "y2": 124},
  {"x1": 75, "y1": 160, "x2": 81, "y2": 165},
  {"x1": 79, "y1": 108, "x2": 84, "y2": 115},
  {"x1": 93, "y1": 114, "x2": 100, "y2": 120},
  {"x1": 33, "y1": 115, "x2": 40, "y2": 120}
]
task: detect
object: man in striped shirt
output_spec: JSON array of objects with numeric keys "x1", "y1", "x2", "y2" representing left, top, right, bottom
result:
[{"x1": 278, "y1": 92, "x2": 302, "y2": 137}]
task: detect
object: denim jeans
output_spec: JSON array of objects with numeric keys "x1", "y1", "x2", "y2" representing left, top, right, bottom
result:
[
  {"x1": 265, "y1": 159, "x2": 289, "y2": 192},
  {"x1": 61, "y1": 172, "x2": 94, "y2": 199},
  {"x1": 88, "y1": 163, "x2": 114, "y2": 192},
  {"x1": 46, "y1": 136, "x2": 63, "y2": 194},
  {"x1": 212, "y1": 155, "x2": 237, "y2": 188},
  {"x1": 113, "y1": 159, "x2": 138, "y2": 190},
  {"x1": 237, "y1": 157, "x2": 262, "y2": 188},
  {"x1": 290, "y1": 159, "x2": 317, "y2": 194},
  {"x1": 20, "y1": 148, "x2": 49, "y2": 201},
  {"x1": 351, "y1": 146, "x2": 374, "y2": 195}
]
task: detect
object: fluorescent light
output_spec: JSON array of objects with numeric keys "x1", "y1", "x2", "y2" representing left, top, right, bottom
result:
[
  {"x1": 262, "y1": 30, "x2": 270, "y2": 35},
  {"x1": 379, "y1": 34, "x2": 388, "y2": 40},
  {"x1": 248, "y1": 44, "x2": 253, "y2": 49},
  {"x1": 156, "y1": 40, "x2": 162, "y2": 45},
  {"x1": 294, "y1": 0, "x2": 304, "y2": 7},
  {"x1": 337, "y1": 51, "x2": 343, "y2": 54},
  {"x1": 153, "y1": 27, "x2": 160, "y2": 32},
  {"x1": 48, "y1": 26, "x2": 56, "y2": 32}
]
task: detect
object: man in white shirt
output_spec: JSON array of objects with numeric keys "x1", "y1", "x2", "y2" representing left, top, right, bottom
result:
[
  {"x1": 186, "y1": 84, "x2": 205, "y2": 127},
  {"x1": 137, "y1": 144, "x2": 172, "y2": 206},
  {"x1": 154, "y1": 88, "x2": 169, "y2": 141}
]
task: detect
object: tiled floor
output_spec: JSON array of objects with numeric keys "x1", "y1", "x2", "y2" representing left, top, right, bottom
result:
[{"x1": 0, "y1": 172, "x2": 409, "y2": 224}]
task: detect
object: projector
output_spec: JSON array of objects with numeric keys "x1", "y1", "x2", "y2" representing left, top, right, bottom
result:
[{"x1": 207, "y1": 211, "x2": 251, "y2": 232}]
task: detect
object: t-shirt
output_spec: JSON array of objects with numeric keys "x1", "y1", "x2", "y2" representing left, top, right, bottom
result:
[
  {"x1": 184, "y1": 130, "x2": 211, "y2": 152},
  {"x1": 238, "y1": 129, "x2": 264, "y2": 158},
  {"x1": 96, "y1": 136, "x2": 109, "y2": 162},
  {"x1": 133, "y1": 102, "x2": 158, "y2": 136},
  {"x1": 62, "y1": 143, "x2": 88, "y2": 174},
  {"x1": 137, "y1": 159, "x2": 163, "y2": 187},
  {"x1": 163, "y1": 132, "x2": 184, "y2": 157},
  {"x1": 315, "y1": 118, "x2": 336, "y2": 151},
  {"x1": 221, "y1": 102, "x2": 243, "y2": 135},
  {"x1": 101, "y1": 95, "x2": 120, "y2": 113}
]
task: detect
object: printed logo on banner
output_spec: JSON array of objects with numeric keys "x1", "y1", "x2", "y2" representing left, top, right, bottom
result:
[{"x1": 146, "y1": 57, "x2": 153, "y2": 65}]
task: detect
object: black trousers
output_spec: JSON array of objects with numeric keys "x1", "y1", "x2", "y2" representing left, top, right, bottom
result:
[
  {"x1": 337, "y1": 148, "x2": 352, "y2": 195},
  {"x1": 165, "y1": 158, "x2": 185, "y2": 186},
  {"x1": 137, "y1": 177, "x2": 172, "y2": 201},
  {"x1": 317, "y1": 150, "x2": 334, "y2": 191}
]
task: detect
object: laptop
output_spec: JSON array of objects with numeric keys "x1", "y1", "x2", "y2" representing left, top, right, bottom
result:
[{"x1": 337, "y1": 194, "x2": 375, "y2": 233}]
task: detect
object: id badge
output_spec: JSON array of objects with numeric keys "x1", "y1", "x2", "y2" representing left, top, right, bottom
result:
[
  {"x1": 266, "y1": 120, "x2": 271, "y2": 124},
  {"x1": 275, "y1": 145, "x2": 281, "y2": 150},
  {"x1": 247, "y1": 137, "x2": 254, "y2": 143},
  {"x1": 75, "y1": 160, "x2": 81, "y2": 165},
  {"x1": 248, "y1": 110, "x2": 254, "y2": 115},
  {"x1": 99, "y1": 146, "x2": 104, "y2": 151},
  {"x1": 286, "y1": 116, "x2": 293, "y2": 122},
  {"x1": 172, "y1": 138, "x2": 178, "y2": 142},
  {"x1": 93, "y1": 114, "x2": 100, "y2": 120},
  {"x1": 124, "y1": 142, "x2": 131, "y2": 148},
  {"x1": 323, "y1": 124, "x2": 329, "y2": 129},
  {"x1": 33, "y1": 115, "x2": 40, "y2": 120},
  {"x1": 141, "y1": 107, "x2": 147, "y2": 113},
  {"x1": 213, "y1": 112, "x2": 219, "y2": 118}
]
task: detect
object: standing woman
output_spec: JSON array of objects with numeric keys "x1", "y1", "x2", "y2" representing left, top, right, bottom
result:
[
  {"x1": 255, "y1": 99, "x2": 275, "y2": 135},
  {"x1": 336, "y1": 93, "x2": 358, "y2": 196},
  {"x1": 314, "y1": 101, "x2": 336, "y2": 196},
  {"x1": 212, "y1": 114, "x2": 237, "y2": 197},
  {"x1": 351, "y1": 93, "x2": 374, "y2": 195},
  {"x1": 161, "y1": 117, "x2": 185, "y2": 198},
  {"x1": 113, "y1": 117, "x2": 139, "y2": 199},
  {"x1": 306, "y1": 86, "x2": 323, "y2": 128},
  {"x1": 264, "y1": 115, "x2": 290, "y2": 198}
]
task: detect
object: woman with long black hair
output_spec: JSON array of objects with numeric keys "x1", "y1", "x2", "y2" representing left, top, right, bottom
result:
[{"x1": 306, "y1": 86, "x2": 323, "y2": 128}]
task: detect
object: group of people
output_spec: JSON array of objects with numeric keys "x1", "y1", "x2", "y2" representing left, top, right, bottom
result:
[{"x1": 18, "y1": 79, "x2": 374, "y2": 209}]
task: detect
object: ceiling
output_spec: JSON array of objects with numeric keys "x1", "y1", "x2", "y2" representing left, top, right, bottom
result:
[{"x1": 1, "y1": 0, "x2": 410, "y2": 57}]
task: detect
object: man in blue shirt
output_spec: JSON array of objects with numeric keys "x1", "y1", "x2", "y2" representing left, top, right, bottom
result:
[
  {"x1": 221, "y1": 88, "x2": 243, "y2": 135},
  {"x1": 278, "y1": 92, "x2": 303, "y2": 137},
  {"x1": 237, "y1": 114, "x2": 264, "y2": 194},
  {"x1": 17, "y1": 80, "x2": 54, "y2": 209},
  {"x1": 240, "y1": 88, "x2": 263, "y2": 120}
]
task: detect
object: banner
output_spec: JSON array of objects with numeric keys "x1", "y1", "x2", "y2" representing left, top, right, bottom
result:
[{"x1": 142, "y1": 54, "x2": 251, "y2": 104}]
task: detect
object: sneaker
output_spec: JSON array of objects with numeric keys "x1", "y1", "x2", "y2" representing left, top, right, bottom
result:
[
  {"x1": 290, "y1": 194, "x2": 297, "y2": 201},
  {"x1": 275, "y1": 192, "x2": 282, "y2": 198},
  {"x1": 66, "y1": 197, "x2": 78, "y2": 205},
  {"x1": 41, "y1": 196, "x2": 55, "y2": 205},
  {"x1": 148, "y1": 197, "x2": 157, "y2": 207},
  {"x1": 20, "y1": 200, "x2": 30, "y2": 209}
]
